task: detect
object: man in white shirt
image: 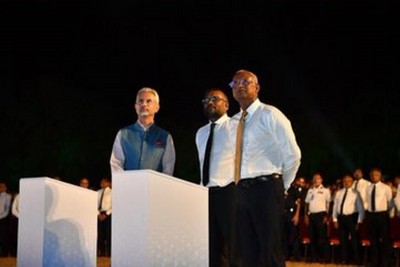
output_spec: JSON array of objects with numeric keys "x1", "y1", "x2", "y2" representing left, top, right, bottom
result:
[
  {"x1": 304, "y1": 173, "x2": 331, "y2": 263},
  {"x1": 97, "y1": 178, "x2": 112, "y2": 257},
  {"x1": 352, "y1": 168, "x2": 371, "y2": 210},
  {"x1": 195, "y1": 88, "x2": 239, "y2": 267},
  {"x1": 332, "y1": 174, "x2": 364, "y2": 264},
  {"x1": 395, "y1": 183, "x2": 400, "y2": 213},
  {"x1": 0, "y1": 181, "x2": 11, "y2": 257},
  {"x1": 366, "y1": 168, "x2": 392, "y2": 267},
  {"x1": 230, "y1": 69, "x2": 301, "y2": 267}
]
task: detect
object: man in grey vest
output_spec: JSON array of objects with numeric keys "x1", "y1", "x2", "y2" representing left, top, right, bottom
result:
[{"x1": 110, "y1": 87, "x2": 175, "y2": 175}]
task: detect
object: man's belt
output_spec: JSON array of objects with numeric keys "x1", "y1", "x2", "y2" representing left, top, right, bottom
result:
[{"x1": 238, "y1": 174, "x2": 282, "y2": 188}]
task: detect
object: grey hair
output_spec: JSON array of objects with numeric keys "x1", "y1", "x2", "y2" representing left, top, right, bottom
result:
[
  {"x1": 136, "y1": 87, "x2": 160, "y2": 104},
  {"x1": 235, "y1": 69, "x2": 258, "y2": 83}
]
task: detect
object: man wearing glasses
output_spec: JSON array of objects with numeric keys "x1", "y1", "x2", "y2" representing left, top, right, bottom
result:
[
  {"x1": 195, "y1": 88, "x2": 240, "y2": 267},
  {"x1": 230, "y1": 69, "x2": 301, "y2": 267}
]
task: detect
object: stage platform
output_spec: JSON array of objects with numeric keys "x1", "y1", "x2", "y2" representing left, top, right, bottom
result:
[
  {"x1": 0, "y1": 257, "x2": 110, "y2": 267},
  {"x1": 0, "y1": 257, "x2": 362, "y2": 267}
]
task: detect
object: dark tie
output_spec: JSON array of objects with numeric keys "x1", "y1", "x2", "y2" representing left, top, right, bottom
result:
[
  {"x1": 354, "y1": 180, "x2": 359, "y2": 190},
  {"x1": 340, "y1": 188, "x2": 348, "y2": 215},
  {"x1": 202, "y1": 122, "x2": 216, "y2": 186},
  {"x1": 234, "y1": 111, "x2": 248, "y2": 184},
  {"x1": 98, "y1": 189, "x2": 105, "y2": 211},
  {"x1": 371, "y1": 185, "x2": 376, "y2": 211}
]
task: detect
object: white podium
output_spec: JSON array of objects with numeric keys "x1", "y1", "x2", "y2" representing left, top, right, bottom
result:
[
  {"x1": 17, "y1": 177, "x2": 98, "y2": 267},
  {"x1": 112, "y1": 170, "x2": 208, "y2": 267}
]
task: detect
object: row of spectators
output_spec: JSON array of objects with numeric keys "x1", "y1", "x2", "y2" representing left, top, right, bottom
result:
[{"x1": 284, "y1": 167, "x2": 400, "y2": 266}]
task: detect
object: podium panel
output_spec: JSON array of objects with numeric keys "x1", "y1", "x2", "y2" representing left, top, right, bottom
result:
[
  {"x1": 112, "y1": 170, "x2": 208, "y2": 267},
  {"x1": 17, "y1": 177, "x2": 98, "y2": 267}
]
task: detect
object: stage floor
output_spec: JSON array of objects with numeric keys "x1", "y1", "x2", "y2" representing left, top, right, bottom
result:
[
  {"x1": 0, "y1": 257, "x2": 361, "y2": 267},
  {"x1": 0, "y1": 257, "x2": 111, "y2": 267}
]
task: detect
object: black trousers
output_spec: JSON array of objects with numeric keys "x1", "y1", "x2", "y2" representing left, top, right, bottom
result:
[
  {"x1": 236, "y1": 178, "x2": 285, "y2": 267},
  {"x1": 0, "y1": 217, "x2": 9, "y2": 256},
  {"x1": 367, "y1": 211, "x2": 391, "y2": 267},
  {"x1": 97, "y1": 214, "x2": 111, "y2": 256},
  {"x1": 337, "y1": 213, "x2": 359, "y2": 263},
  {"x1": 308, "y1": 212, "x2": 329, "y2": 262},
  {"x1": 283, "y1": 211, "x2": 301, "y2": 260},
  {"x1": 209, "y1": 182, "x2": 240, "y2": 267}
]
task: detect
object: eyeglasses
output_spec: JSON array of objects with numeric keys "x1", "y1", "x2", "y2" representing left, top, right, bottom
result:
[
  {"x1": 202, "y1": 96, "x2": 227, "y2": 104},
  {"x1": 229, "y1": 79, "x2": 254, "y2": 88}
]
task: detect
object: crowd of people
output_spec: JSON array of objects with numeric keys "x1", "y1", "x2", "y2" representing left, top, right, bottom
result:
[{"x1": 284, "y1": 168, "x2": 400, "y2": 267}]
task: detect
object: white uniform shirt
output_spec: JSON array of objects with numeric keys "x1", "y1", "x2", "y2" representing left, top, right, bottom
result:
[
  {"x1": 394, "y1": 184, "x2": 400, "y2": 213},
  {"x1": 0, "y1": 192, "x2": 11, "y2": 220},
  {"x1": 195, "y1": 114, "x2": 235, "y2": 187},
  {"x1": 305, "y1": 185, "x2": 331, "y2": 213},
  {"x1": 332, "y1": 188, "x2": 364, "y2": 223},
  {"x1": 352, "y1": 178, "x2": 371, "y2": 210},
  {"x1": 12, "y1": 193, "x2": 19, "y2": 218},
  {"x1": 366, "y1": 181, "x2": 392, "y2": 212},
  {"x1": 98, "y1": 187, "x2": 112, "y2": 216},
  {"x1": 230, "y1": 99, "x2": 301, "y2": 189}
]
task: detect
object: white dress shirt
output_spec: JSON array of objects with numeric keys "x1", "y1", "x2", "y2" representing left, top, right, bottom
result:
[
  {"x1": 352, "y1": 178, "x2": 371, "y2": 210},
  {"x1": 366, "y1": 181, "x2": 392, "y2": 212},
  {"x1": 332, "y1": 188, "x2": 364, "y2": 223},
  {"x1": 394, "y1": 184, "x2": 400, "y2": 213},
  {"x1": 305, "y1": 185, "x2": 331, "y2": 213},
  {"x1": 0, "y1": 191, "x2": 11, "y2": 219},
  {"x1": 98, "y1": 187, "x2": 112, "y2": 216},
  {"x1": 230, "y1": 99, "x2": 301, "y2": 189},
  {"x1": 12, "y1": 193, "x2": 19, "y2": 218},
  {"x1": 195, "y1": 114, "x2": 235, "y2": 187}
]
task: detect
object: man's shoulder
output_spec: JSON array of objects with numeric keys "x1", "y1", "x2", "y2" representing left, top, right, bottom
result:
[
  {"x1": 151, "y1": 124, "x2": 172, "y2": 136},
  {"x1": 196, "y1": 123, "x2": 210, "y2": 135},
  {"x1": 0, "y1": 192, "x2": 12, "y2": 197},
  {"x1": 256, "y1": 102, "x2": 289, "y2": 121},
  {"x1": 360, "y1": 178, "x2": 371, "y2": 185},
  {"x1": 121, "y1": 122, "x2": 138, "y2": 131},
  {"x1": 380, "y1": 182, "x2": 392, "y2": 190}
]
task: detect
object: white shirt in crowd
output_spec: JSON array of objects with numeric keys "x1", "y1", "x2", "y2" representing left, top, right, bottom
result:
[
  {"x1": 0, "y1": 191, "x2": 11, "y2": 220},
  {"x1": 366, "y1": 181, "x2": 392, "y2": 212},
  {"x1": 305, "y1": 185, "x2": 331, "y2": 213},
  {"x1": 98, "y1": 187, "x2": 112, "y2": 216},
  {"x1": 12, "y1": 193, "x2": 19, "y2": 218},
  {"x1": 352, "y1": 178, "x2": 371, "y2": 210},
  {"x1": 332, "y1": 188, "x2": 364, "y2": 223},
  {"x1": 393, "y1": 184, "x2": 400, "y2": 214}
]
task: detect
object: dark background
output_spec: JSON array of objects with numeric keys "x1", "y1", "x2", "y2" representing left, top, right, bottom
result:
[{"x1": 1, "y1": 0, "x2": 397, "y2": 192}]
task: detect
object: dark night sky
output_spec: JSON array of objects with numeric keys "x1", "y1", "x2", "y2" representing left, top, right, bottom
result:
[{"x1": 1, "y1": 0, "x2": 398, "y2": 191}]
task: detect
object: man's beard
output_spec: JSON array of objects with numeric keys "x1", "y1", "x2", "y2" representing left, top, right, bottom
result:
[
  {"x1": 139, "y1": 111, "x2": 150, "y2": 117},
  {"x1": 204, "y1": 109, "x2": 222, "y2": 121}
]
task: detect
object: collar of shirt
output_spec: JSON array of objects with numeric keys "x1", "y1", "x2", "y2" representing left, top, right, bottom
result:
[
  {"x1": 240, "y1": 98, "x2": 261, "y2": 119},
  {"x1": 196, "y1": 113, "x2": 234, "y2": 187},
  {"x1": 210, "y1": 113, "x2": 229, "y2": 125},
  {"x1": 137, "y1": 120, "x2": 154, "y2": 131},
  {"x1": 314, "y1": 185, "x2": 324, "y2": 190}
]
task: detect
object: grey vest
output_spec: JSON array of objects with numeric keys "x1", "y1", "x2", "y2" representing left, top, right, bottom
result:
[{"x1": 120, "y1": 122, "x2": 170, "y2": 172}]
